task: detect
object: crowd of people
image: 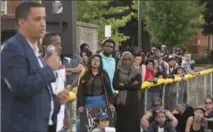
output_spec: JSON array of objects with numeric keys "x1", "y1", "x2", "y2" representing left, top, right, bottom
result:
[
  {"x1": 141, "y1": 97, "x2": 213, "y2": 132},
  {"x1": 1, "y1": 2, "x2": 213, "y2": 132}
]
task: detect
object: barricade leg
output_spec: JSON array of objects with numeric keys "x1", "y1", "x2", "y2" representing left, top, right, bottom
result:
[{"x1": 67, "y1": 100, "x2": 77, "y2": 132}]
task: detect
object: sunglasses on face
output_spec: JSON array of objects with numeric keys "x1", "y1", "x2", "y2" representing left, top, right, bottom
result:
[
  {"x1": 92, "y1": 59, "x2": 100, "y2": 62},
  {"x1": 205, "y1": 102, "x2": 212, "y2": 105}
]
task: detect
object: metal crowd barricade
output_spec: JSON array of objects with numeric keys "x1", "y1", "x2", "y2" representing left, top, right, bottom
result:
[
  {"x1": 141, "y1": 68, "x2": 213, "y2": 113},
  {"x1": 67, "y1": 68, "x2": 213, "y2": 131},
  {"x1": 68, "y1": 69, "x2": 213, "y2": 111}
]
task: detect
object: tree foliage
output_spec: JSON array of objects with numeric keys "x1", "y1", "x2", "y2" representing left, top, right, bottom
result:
[
  {"x1": 141, "y1": 1, "x2": 205, "y2": 46},
  {"x1": 76, "y1": 0, "x2": 135, "y2": 45}
]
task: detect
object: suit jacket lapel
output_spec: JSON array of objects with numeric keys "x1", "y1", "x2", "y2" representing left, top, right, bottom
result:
[
  {"x1": 15, "y1": 33, "x2": 53, "y2": 96},
  {"x1": 15, "y1": 33, "x2": 40, "y2": 68}
]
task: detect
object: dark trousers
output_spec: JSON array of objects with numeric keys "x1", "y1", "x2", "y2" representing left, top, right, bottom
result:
[{"x1": 48, "y1": 124, "x2": 56, "y2": 132}]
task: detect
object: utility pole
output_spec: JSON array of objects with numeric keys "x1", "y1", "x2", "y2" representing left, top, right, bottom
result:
[{"x1": 138, "y1": 0, "x2": 142, "y2": 49}]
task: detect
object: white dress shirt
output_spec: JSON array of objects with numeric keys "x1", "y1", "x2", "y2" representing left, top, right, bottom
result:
[
  {"x1": 27, "y1": 41, "x2": 54, "y2": 125},
  {"x1": 51, "y1": 69, "x2": 66, "y2": 131}
]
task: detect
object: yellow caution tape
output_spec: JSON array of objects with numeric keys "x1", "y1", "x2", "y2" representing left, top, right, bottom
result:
[
  {"x1": 67, "y1": 68, "x2": 213, "y2": 99},
  {"x1": 141, "y1": 68, "x2": 213, "y2": 89}
]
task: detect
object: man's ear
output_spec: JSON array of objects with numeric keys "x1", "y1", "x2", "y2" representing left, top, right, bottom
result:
[{"x1": 18, "y1": 19, "x2": 26, "y2": 27}]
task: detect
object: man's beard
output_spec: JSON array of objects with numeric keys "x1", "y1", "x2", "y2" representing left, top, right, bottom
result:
[{"x1": 103, "y1": 51, "x2": 112, "y2": 57}]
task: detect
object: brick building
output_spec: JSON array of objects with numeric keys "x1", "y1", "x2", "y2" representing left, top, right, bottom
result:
[
  {"x1": 1, "y1": 1, "x2": 100, "y2": 54},
  {"x1": 1, "y1": 0, "x2": 23, "y2": 15},
  {"x1": 1, "y1": 0, "x2": 22, "y2": 42},
  {"x1": 187, "y1": 32, "x2": 213, "y2": 57}
]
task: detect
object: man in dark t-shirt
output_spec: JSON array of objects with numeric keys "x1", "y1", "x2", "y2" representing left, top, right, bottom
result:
[{"x1": 172, "y1": 103, "x2": 194, "y2": 132}]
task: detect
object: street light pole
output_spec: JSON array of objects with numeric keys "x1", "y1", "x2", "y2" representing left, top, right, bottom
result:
[{"x1": 138, "y1": 0, "x2": 142, "y2": 49}]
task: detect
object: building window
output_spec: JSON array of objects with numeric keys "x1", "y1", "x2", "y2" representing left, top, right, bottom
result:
[{"x1": 1, "y1": 1, "x2": 7, "y2": 14}]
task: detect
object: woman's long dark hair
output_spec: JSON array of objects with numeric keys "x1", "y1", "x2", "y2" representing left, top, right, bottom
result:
[
  {"x1": 80, "y1": 50, "x2": 93, "y2": 58},
  {"x1": 134, "y1": 52, "x2": 145, "y2": 66},
  {"x1": 81, "y1": 55, "x2": 104, "y2": 81}
]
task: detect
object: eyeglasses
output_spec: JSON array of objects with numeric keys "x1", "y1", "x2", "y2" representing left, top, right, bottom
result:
[
  {"x1": 205, "y1": 102, "x2": 212, "y2": 105},
  {"x1": 92, "y1": 59, "x2": 100, "y2": 62}
]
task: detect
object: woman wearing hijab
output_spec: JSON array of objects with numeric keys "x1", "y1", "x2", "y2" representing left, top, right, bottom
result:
[{"x1": 113, "y1": 51, "x2": 142, "y2": 132}]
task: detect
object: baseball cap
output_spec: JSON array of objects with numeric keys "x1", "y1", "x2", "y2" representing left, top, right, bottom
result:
[{"x1": 96, "y1": 112, "x2": 109, "y2": 120}]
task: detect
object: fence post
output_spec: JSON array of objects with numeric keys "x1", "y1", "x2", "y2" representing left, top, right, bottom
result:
[
  {"x1": 144, "y1": 89, "x2": 148, "y2": 112},
  {"x1": 186, "y1": 79, "x2": 190, "y2": 105},
  {"x1": 162, "y1": 85, "x2": 165, "y2": 108},
  {"x1": 203, "y1": 75, "x2": 207, "y2": 97},
  {"x1": 210, "y1": 73, "x2": 213, "y2": 96},
  {"x1": 176, "y1": 82, "x2": 179, "y2": 105}
]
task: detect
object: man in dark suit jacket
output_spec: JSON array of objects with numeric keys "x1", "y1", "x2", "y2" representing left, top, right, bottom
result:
[{"x1": 1, "y1": 2, "x2": 68, "y2": 132}]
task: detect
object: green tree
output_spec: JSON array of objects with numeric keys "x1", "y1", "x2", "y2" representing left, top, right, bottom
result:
[
  {"x1": 141, "y1": 1, "x2": 205, "y2": 46},
  {"x1": 76, "y1": 1, "x2": 135, "y2": 45}
]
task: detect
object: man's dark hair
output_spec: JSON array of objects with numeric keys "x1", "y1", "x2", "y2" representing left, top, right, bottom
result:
[
  {"x1": 44, "y1": 32, "x2": 60, "y2": 38},
  {"x1": 42, "y1": 32, "x2": 60, "y2": 46},
  {"x1": 124, "y1": 47, "x2": 134, "y2": 53},
  {"x1": 80, "y1": 43, "x2": 89, "y2": 52},
  {"x1": 102, "y1": 39, "x2": 116, "y2": 48},
  {"x1": 41, "y1": 32, "x2": 60, "y2": 57},
  {"x1": 15, "y1": 2, "x2": 44, "y2": 23}
]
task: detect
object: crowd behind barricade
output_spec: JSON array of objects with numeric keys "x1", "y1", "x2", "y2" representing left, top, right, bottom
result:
[
  {"x1": 59, "y1": 38, "x2": 213, "y2": 132},
  {"x1": 9, "y1": 30, "x2": 213, "y2": 132},
  {"x1": 55, "y1": 36, "x2": 212, "y2": 132},
  {"x1": 1, "y1": 2, "x2": 213, "y2": 132}
]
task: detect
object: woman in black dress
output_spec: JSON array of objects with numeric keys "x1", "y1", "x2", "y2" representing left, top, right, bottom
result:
[{"x1": 113, "y1": 51, "x2": 142, "y2": 132}]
